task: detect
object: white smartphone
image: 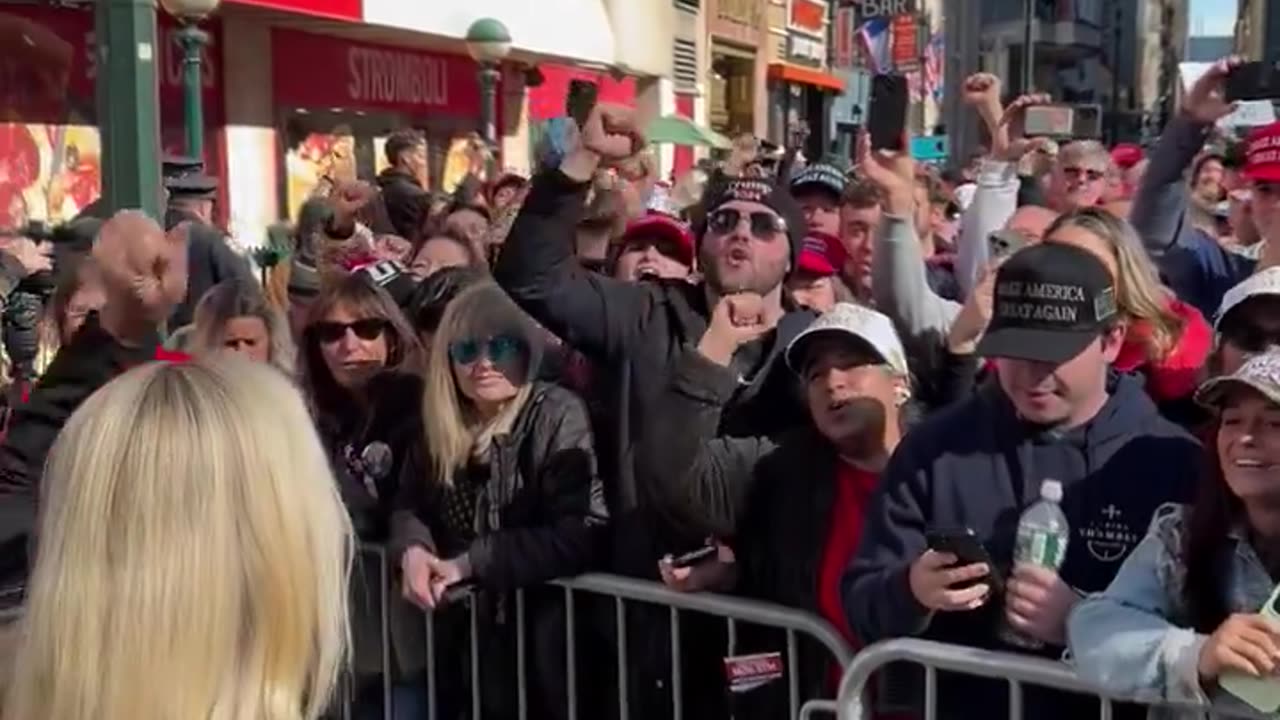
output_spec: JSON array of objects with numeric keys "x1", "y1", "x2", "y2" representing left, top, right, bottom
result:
[{"x1": 1220, "y1": 583, "x2": 1280, "y2": 713}]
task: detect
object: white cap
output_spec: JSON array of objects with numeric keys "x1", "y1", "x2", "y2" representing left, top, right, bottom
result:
[
  {"x1": 1040, "y1": 479, "x2": 1063, "y2": 503},
  {"x1": 784, "y1": 303, "x2": 909, "y2": 377},
  {"x1": 1215, "y1": 267, "x2": 1280, "y2": 329}
]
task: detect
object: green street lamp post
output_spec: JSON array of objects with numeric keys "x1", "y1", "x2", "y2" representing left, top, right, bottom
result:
[
  {"x1": 465, "y1": 18, "x2": 512, "y2": 177},
  {"x1": 95, "y1": 0, "x2": 163, "y2": 217},
  {"x1": 159, "y1": 0, "x2": 221, "y2": 159}
]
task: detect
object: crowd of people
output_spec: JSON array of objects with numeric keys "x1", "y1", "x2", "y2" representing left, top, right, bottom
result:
[{"x1": 1, "y1": 56, "x2": 1280, "y2": 720}]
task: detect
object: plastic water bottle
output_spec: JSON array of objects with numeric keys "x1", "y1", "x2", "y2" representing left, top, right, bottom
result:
[{"x1": 999, "y1": 479, "x2": 1069, "y2": 649}]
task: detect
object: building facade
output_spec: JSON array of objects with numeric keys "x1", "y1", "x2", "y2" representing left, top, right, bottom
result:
[{"x1": 0, "y1": 0, "x2": 675, "y2": 244}]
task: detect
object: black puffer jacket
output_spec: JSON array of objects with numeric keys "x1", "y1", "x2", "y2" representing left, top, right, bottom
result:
[{"x1": 163, "y1": 209, "x2": 253, "y2": 328}]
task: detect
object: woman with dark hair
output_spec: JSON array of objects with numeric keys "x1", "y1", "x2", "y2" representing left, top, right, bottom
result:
[
  {"x1": 1069, "y1": 348, "x2": 1280, "y2": 714},
  {"x1": 298, "y1": 272, "x2": 426, "y2": 720},
  {"x1": 407, "y1": 227, "x2": 484, "y2": 280}
]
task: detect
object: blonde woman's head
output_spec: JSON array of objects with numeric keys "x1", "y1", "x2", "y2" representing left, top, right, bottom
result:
[
  {"x1": 5, "y1": 357, "x2": 351, "y2": 720},
  {"x1": 1045, "y1": 208, "x2": 1184, "y2": 360},
  {"x1": 423, "y1": 281, "x2": 541, "y2": 486},
  {"x1": 192, "y1": 278, "x2": 297, "y2": 375}
]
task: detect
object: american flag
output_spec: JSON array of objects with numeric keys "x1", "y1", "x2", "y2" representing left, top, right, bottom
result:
[
  {"x1": 924, "y1": 33, "x2": 944, "y2": 101},
  {"x1": 906, "y1": 34, "x2": 943, "y2": 103}
]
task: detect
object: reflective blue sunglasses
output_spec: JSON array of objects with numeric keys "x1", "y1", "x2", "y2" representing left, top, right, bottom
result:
[{"x1": 448, "y1": 335, "x2": 525, "y2": 365}]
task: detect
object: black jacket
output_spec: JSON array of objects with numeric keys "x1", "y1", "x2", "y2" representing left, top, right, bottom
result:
[
  {"x1": 0, "y1": 315, "x2": 160, "y2": 608},
  {"x1": 164, "y1": 209, "x2": 253, "y2": 328},
  {"x1": 494, "y1": 169, "x2": 812, "y2": 515},
  {"x1": 389, "y1": 382, "x2": 608, "y2": 719},
  {"x1": 642, "y1": 345, "x2": 850, "y2": 714},
  {"x1": 843, "y1": 374, "x2": 1201, "y2": 719},
  {"x1": 376, "y1": 168, "x2": 429, "y2": 241},
  {"x1": 390, "y1": 381, "x2": 608, "y2": 588},
  {"x1": 496, "y1": 169, "x2": 812, "y2": 720}
]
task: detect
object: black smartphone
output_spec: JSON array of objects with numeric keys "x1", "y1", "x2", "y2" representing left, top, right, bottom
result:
[
  {"x1": 926, "y1": 527, "x2": 1002, "y2": 594},
  {"x1": 868, "y1": 74, "x2": 908, "y2": 151},
  {"x1": 670, "y1": 544, "x2": 718, "y2": 569},
  {"x1": 567, "y1": 78, "x2": 599, "y2": 128},
  {"x1": 1226, "y1": 61, "x2": 1280, "y2": 102}
]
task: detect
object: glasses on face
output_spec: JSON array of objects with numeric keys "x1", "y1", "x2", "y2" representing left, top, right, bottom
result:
[
  {"x1": 312, "y1": 318, "x2": 388, "y2": 345},
  {"x1": 1062, "y1": 166, "x2": 1105, "y2": 183},
  {"x1": 1223, "y1": 323, "x2": 1280, "y2": 354},
  {"x1": 448, "y1": 335, "x2": 525, "y2": 365},
  {"x1": 707, "y1": 208, "x2": 787, "y2": 240}
]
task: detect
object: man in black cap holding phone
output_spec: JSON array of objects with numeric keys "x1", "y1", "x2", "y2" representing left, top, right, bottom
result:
[
  {"x1": 161, "y1": 155, "x2": 252, "y2": 328},
  {"x1": 844, "y1": 234, "x2": 1199, "y2": 719}
]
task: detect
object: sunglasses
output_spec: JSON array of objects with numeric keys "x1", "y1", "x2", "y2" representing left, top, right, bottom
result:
[
  {"x1": 1223, "y1": 324, "x2": 1280, "y2": 354},
  {"x1": 1062, "y1": 167, "x2": 1105, "y2": 182},
  {"x1": 448, "y1": 335, "x2": 525, "y2": 365},
  {"x1": 707, "y1": 208, "x2": 787, "y2": 240},
  {"x1": 312, "y1": 318, "x2": 388, "y2": 344}
]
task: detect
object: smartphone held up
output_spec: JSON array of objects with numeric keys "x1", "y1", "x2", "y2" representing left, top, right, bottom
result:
[{"x1": 868, "y1": 73, "x2": 908, "y2": 151}]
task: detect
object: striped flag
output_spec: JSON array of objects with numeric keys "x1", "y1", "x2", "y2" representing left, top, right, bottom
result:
[
  {"x1": 855, "y1": 17, "x2": 891, "y2": 73},
  {"x1": 924, "y1": 33, "x2": 944, "y2": 101}
]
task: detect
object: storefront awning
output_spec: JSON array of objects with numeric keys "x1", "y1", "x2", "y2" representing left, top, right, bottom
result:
[
  {"x1": 767, "y1": 63, "x2": 845, "y2": 93},
  {"x1": 361, "y1": 0, "x2": 616, "y2": 67}
]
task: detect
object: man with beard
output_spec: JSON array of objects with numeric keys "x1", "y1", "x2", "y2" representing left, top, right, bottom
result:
[{"x1": 495, "y1": 104, "x2": 811, "y2": 718}]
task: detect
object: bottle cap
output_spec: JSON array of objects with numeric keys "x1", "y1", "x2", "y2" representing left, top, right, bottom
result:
[{"x1": 1040, "y1": 479, "x2": 1063, "y2": 502}]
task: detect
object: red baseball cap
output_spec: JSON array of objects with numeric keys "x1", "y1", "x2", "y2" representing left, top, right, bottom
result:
[
  {"x1": 1243, "y1": 122, "x2": 1280, "y2": 183},
  {"x1": 1110, "y1": 143, "x2": 1144, "y2": 170},
  {"x1": 619, "y1": 212, "x2": 695, "y2": 266},
  {"x1": 796, "y1": 232, "x2": 848, "y2": 277}
]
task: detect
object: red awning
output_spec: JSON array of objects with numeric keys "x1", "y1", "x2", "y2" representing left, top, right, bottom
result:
[{"x1": 767, "y1": 63, "x2": 845, "y2": 93}]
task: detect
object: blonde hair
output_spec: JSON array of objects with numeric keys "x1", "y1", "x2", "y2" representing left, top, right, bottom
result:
[
  {"x1": 1046, "y1": 208, "x2": 1184, "y2": 359},
  {"x1": 423, "y1": 281, "x2": 541, "y2": 487},
  {"x1": 4, "y1": 358, "x2": 352, "y2": 720}
]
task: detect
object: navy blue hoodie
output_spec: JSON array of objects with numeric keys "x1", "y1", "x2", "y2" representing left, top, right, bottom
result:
[{"x1": 841, "y1": 373, "x2": 1200, "y2": 718}]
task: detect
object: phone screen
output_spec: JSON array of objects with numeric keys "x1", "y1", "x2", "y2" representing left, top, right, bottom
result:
[{"x1": 868, "y1": 74, "x2": 908, "y2": 151}]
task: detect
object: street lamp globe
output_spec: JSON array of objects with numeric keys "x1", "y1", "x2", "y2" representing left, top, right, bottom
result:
[
  {"x1": 159, "y1": 0, "x2": 222, "y2": 21},
  {"x1": 465, "y1": 18, "x2": 512, "y2": 65}
]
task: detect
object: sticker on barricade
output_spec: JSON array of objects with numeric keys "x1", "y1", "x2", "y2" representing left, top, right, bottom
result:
[{"x1": 724, "y1": 651, "x2": 784, "y2": 693}]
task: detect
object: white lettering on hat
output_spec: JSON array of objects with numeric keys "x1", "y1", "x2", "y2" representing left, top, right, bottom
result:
[
  {"x1": 1023, "y1": 282, "x2": 1086, "y2": 302},
  {"x1": 997, "y1": 301, "x2": 1080, "y2": 323}
]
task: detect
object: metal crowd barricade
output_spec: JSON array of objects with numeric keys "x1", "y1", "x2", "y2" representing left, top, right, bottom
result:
[
  {"x1": 345, "y1": 544, "x2": 855, "y2": 720},
  {"x1": 833, "y1": 638, "x2": 1273, "y2": 720}
]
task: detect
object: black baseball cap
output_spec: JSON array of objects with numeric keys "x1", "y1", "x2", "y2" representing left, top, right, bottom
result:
[{"x1": 977, "y1": 243, "x2": 1118, "y2": 364}]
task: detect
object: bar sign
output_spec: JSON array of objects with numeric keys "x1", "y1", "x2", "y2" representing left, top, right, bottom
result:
[{"x1": 724, "y1": 652, "x2": 785, "y2": 693}]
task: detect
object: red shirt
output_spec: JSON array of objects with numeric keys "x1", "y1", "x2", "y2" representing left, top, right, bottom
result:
[{"x1": 817, "y1": 462, "x2": 880, "y2": 646}]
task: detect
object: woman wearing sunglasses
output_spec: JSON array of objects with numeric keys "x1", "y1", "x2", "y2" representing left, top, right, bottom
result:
[
  {"x1": 392, "y1": 280, "x2": 608, "y2": 719},
  {"x1": 298, "y1": 272, "x2": 427, "y2": 719}
]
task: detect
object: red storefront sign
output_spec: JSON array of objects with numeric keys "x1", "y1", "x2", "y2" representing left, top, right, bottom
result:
[
  {"x1": 890, "y1": 13, "x2": 918, "y2": 71},
  {"x1": 527, "y1": 64, "x2": 635, "y2": 122},
  {"x1": 228, "y1": 0, "x2": 361, "y2": 22},
  {"x1": 789, "y1": 0, "x2": 826, "y2": 35},
  {"x1": 272, "y1": 28, "x2": 481, "y2": 117},
  {"x1": 673, "y1": 93, "x2": 696, "y2": 178}
]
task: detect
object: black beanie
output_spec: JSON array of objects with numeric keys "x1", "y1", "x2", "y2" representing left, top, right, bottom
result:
[{"x1": 697, "y1": 174, "x2": 808, "y2": 272}]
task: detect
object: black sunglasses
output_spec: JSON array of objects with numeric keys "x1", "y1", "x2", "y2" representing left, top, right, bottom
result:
[
  {"x1": 312, "y1": 318, "x2": 388, "y2": 344},
  {"x1": 707, "y1": 208, "x2": 787, "y2": 240},
  {"x1": 1223, "y1": 324, "x2": 1280, "y2": 354},
  {"x1": 448, "y1": 335, "x2": 525, "y2": 365}
]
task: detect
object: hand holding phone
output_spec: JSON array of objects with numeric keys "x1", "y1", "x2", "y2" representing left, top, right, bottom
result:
[
  {"x1": 567, "y1": 79, "x2": 599, "y2": 128},
  {"x1": 911, "y1": 528, "x2": 997, "y2": 612},
  {"x1": 1217, "y1": 585, "x2": 1280, "y2": 712}
]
